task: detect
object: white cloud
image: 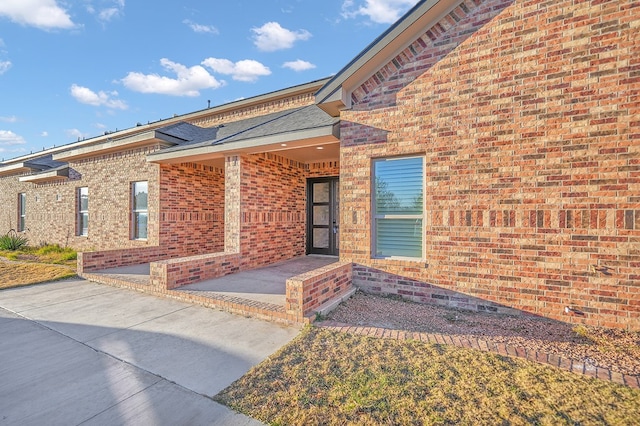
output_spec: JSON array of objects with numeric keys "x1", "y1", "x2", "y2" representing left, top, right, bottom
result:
[
  {"x1": 0, "y1": 130, "x2": 26, "y2": 145},
  {"x1": 0, "y1": 0, "x2": 76, "y2": 30},
  {"x1": 183, "y1": 19, "x2": 218, "y2": 34},
  {"x1": 251, "y1": 22, "x2": 311, "y2": 52},
  {"x1": 40, "y1": 131, "x2": 48, "y2": 137},
  {"x1": 341, "y1": 0, "x2": 417, "y2": 24},
  {"x1": 85, "y1": 0, "x2": 124, "y2": 23},
  {"x1": 202, "y1": 58, "x2": 271, "y2": 83},
  {"x1": 70, "y1": 84, "x2": 128, "y2": 110},
  {"x1": 0, "y1": 115, "x2": 17, "y2": 123},
  {"x1": 121, "y1": 58, "x2": 224, "y2": 96},
  {"x1": 98, "y1": 8, "x2": 120, "y2": 21},
  {"x1": 283, "y1": 59, "x2": 316, "y2": 72},
  {"x1": 0, "y1": 61, "x2": 12, "y2": 75}
]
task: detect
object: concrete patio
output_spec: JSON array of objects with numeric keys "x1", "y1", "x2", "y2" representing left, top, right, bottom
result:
[
  {"x1": 82, "y1": 255, "x2": 353, "y2": 324},
  {"x1": 178, "y1": 255, "x2": 339, "y2": 305}
]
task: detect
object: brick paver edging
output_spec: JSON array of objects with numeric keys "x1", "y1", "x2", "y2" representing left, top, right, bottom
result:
[{"x1": 317, "y1": 321, "x2": 640, "y2": 389}]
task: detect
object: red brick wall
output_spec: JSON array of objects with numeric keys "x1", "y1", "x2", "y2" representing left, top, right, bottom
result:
[
  {"x1": 239, "y1": 153, "x2": 340, "y2": 269},
  {"x1": 159, "y1": 162, "x2": 225, "y2": 256},
  {"x1": 286, "y1": 261, "x2": 353, "y2": 319},
  {"x1": 340, "y1": 0, "x2": 640, "y2": 329}
]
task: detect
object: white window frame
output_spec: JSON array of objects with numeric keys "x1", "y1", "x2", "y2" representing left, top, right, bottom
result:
[
  {"x1": 372, "y1": 156, "x2": 425, "y2": 260},
  {"x1": 77, "y1": 187, "x2": 88, "y2": 236},
  {"x1": 131, "y1": 181, "x2": 148, "y2": 240},
  {"x1": 17, "y1": 193, "x2": 26, "y2": 232}
]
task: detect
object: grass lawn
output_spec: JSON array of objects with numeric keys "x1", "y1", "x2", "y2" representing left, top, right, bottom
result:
[
  {"x1": 216, "y1": 327, "x2": 640, "y2": 425},
  {"x1": 0, "y1": 245, "x2": 77, "y2": 290}
]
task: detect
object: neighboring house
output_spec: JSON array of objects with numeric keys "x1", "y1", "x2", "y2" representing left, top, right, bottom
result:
[{"x1": 0, "y1": 0, "x2": 638, "y2": 330}]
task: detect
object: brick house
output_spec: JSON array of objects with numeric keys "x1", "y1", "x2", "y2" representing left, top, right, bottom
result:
[{"x1": 0, "y1": 0, "x2": 638, "y2": 329}]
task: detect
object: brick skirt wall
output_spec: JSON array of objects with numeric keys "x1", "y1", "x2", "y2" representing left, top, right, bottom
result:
[{"x1": 286, "y1": 261, "x2": 353, "y2": 320}]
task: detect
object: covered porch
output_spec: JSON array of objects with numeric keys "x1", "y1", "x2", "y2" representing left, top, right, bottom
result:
[{"x1": 78, "y1": 103, "x2": 353, "y2": 324}]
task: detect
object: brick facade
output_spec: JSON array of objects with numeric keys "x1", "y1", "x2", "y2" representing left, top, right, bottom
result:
[
  {"x1": 0, "y1": 148, "x2": 226, "y2": 259},
  {"x1": 339, "y1": 0, "x2": 640, "y2": 330},
  {"x1": 191, "y1": 92, "x2": 316, "y2": 128},
  {"x1": 159, "y1": 162, "x2": 225, "y2": 256},
  {"x1": 238, "y1": 152, "x2": 339, "y2": 269},
  {"x1": 0, "y1": 145, "x2": 161, "y2": 250}
]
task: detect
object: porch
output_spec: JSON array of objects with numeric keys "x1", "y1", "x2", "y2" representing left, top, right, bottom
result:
[
  {"x1": 81, "y1": 255, "x2": 355, "y2": 324},
  {"x1": 77, "y1": 101, "x2": 349, "y2": 324}
]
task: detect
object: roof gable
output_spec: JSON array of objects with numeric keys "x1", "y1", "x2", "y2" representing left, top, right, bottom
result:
[{"x1": 316, "y1": 0, "x2": 465, "y2": 115}]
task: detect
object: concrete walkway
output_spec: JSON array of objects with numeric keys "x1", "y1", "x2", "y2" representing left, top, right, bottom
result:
[{"x1": 0, "y1": 278, "x2": 300, "y2": 425}]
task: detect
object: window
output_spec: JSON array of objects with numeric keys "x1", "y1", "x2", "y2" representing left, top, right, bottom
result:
[
  {"x1": 373, "y1": 157, "x2": 424, "y2": 258},
  {"x1": 18, "y1": 193, "x2": 26, "y2": 232},
  {"x1": 131, "y1": 181, "x2": 148, "y2": 239},
  {"x1": 77, "y1": 187, "x2": 88, "y2": 236}
]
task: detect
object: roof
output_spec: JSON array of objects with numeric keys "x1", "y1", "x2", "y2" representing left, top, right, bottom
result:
[
  {"x1": 155, "y1": 122, "x2": 219, "y2": 144},
  {"x1": 0, "y1": 154, "x2": 67, "y2": 177},
  {"x1": 315, "y1": 0, "x2": 460, "y2": 115},
  {"x1": 18, "y1": 164, "x2": 70, "y2": 183},
  {"x1": 23, "y1": 155, "x2": 67, "y2": 171},
  {"x1": 147, "y1": 105, "x2": 339, "y2": 163}
]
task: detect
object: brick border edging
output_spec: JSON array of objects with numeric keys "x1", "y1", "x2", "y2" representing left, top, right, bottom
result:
[{"x1": 317, "y1": 321, "x2": 640, "y2": 389}]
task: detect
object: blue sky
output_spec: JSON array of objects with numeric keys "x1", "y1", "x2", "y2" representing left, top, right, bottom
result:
[{"x1": 0, "y1": 0, "x2": 419, "y2": 161}]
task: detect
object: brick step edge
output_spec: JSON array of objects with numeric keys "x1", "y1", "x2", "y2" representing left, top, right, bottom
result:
[{"x1": 317, "y1": 321, "x2": 640, "y2": 389}]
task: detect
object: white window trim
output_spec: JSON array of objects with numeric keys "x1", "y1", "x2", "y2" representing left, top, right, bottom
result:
[
  {"x1": 371, "y1": 156, "x2": 425, "y2": 261},
  {"x1": 77, "y1": 187, "x2": 88, "y2": 237},
  {"x1": 131, "y1": 181, "x2": 148, "y2": 240},
  {"x1": 17, "y1": 193, "x2": 26, "y2": 232}
]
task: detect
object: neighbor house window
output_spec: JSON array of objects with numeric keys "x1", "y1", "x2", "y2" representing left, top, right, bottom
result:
[
  {"x1": 131, "y1": 181, "x2": 148, "y2": 239},
  {"x1": 77, "y1": 187, "x2": 88, "y2": 236},
  {"x1": 17, "y1": 193, "x2": 26, "y2": 232},
  {"x1": 373, "y1": 156, "x2": 424, "y2": 258}
]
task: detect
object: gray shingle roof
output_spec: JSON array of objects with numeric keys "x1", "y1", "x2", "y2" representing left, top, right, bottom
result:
[
  {"x1": 155, "y1": 122, "x2": 218, "y2": 144},
  {"x1": 23, "y1": 154, "x2": 67, "y2": 171},
  {"x1": 156, "y1": 105, "x2": 337, "y2": 155}
]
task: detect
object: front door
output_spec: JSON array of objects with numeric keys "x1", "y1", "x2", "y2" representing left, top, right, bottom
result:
[{"x1": 307, "y1": 177, "x2": 339, "y2": 255}]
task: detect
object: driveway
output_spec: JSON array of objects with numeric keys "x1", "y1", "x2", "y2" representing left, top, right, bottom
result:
[{"x1": 0, "y1": 278, "x2": 300, "y2": 425}]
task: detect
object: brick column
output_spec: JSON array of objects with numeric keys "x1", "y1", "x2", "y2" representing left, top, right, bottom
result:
[{"x1": 224, "y1": 155, "x2": 241, "y2": 253}]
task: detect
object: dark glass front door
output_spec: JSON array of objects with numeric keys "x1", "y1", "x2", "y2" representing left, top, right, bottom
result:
[{"x1": 307, "y1": 177, "x2": 339, "y2": 255}]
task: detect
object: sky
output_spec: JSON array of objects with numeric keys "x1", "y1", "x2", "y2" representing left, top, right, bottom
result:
[{"x1": 0, "y1": 0, "x2": 420, "y2": 161}]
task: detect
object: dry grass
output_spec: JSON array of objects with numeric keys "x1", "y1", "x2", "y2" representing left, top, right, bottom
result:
[
  {"x1": 0, "y1": 245, "x2": 77, "y2": 289},
  {"x1": 0, "y1": 262, "x2": 76, "y2": 289},
  {"x1": 216, "y1": 327, "x2": 640, "y2": 426}
]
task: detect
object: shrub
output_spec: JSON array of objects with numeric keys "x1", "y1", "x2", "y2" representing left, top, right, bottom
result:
[{"x1": 0, "y1": 230, "x2": 29, "y2": 251}]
